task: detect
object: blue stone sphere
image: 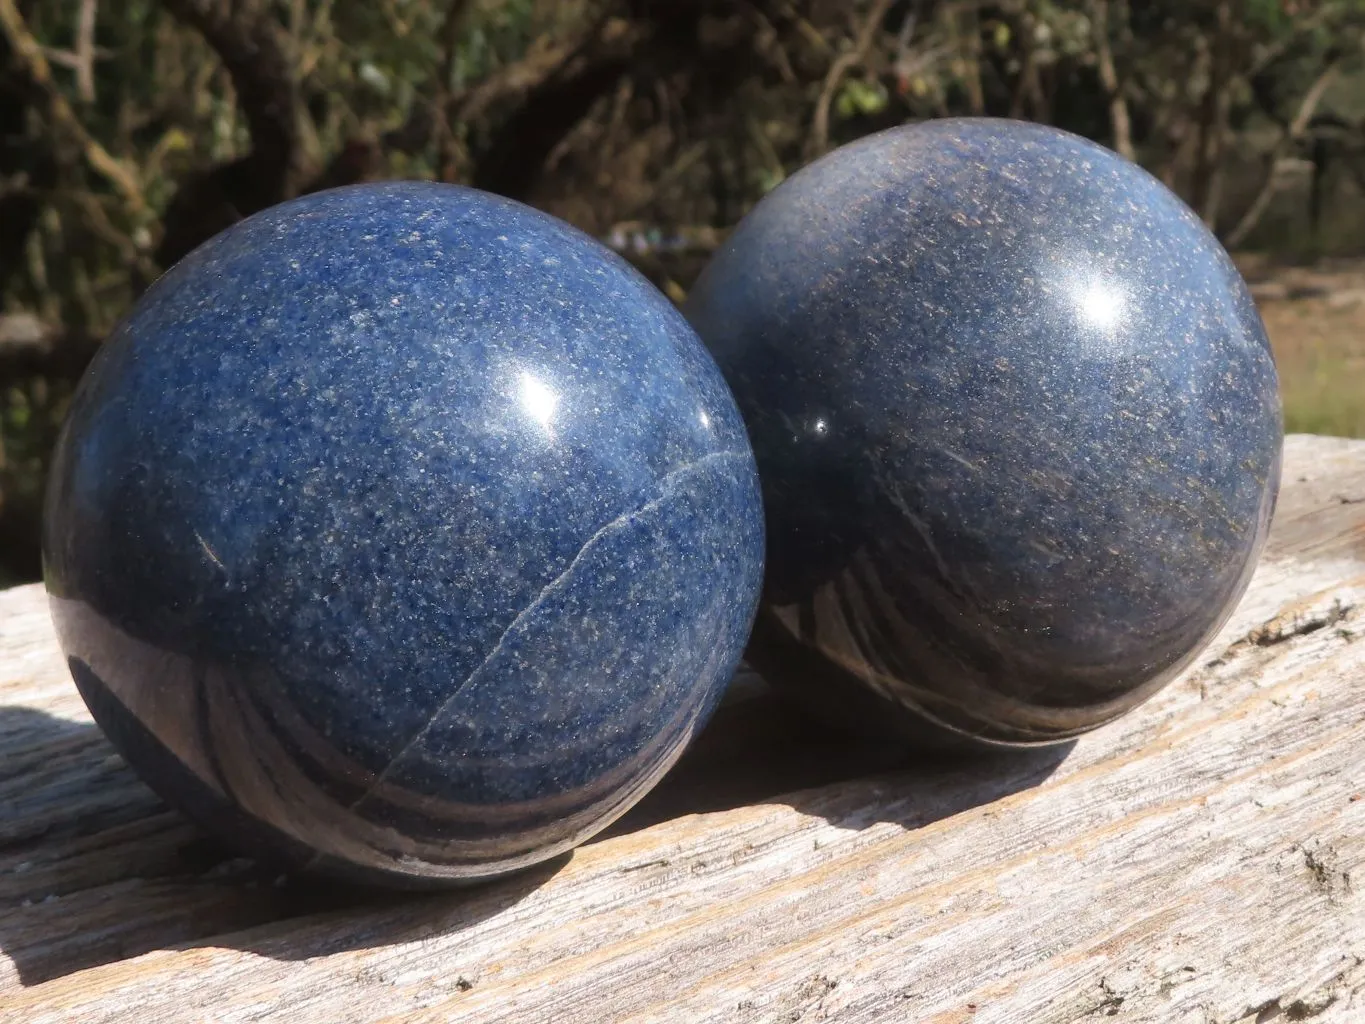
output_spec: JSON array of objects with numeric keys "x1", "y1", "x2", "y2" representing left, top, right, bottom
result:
[
  {"x1": 684, "y1": 119, "x2": 1281, "y2": 748},
  {"x1": 43, "y1": 181, "x2": 764, "y2": 885}
]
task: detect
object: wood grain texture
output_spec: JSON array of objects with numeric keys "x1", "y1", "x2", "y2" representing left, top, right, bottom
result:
[{"x1": 2, "y1": 433, "x2": 1364, "y2": 1023}]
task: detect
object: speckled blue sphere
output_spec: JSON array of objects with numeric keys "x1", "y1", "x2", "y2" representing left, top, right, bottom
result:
[
  {"x1": 685, "y1": 119, "x2": 1281, "y2": 748},
  {"x1": 43, "y1": 181, "x2": 764, "y2": 884}
]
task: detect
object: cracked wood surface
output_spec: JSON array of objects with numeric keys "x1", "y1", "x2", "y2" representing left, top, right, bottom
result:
[{"x1": 2, "y1": 433, "x2": 1364, "y2": 1023}]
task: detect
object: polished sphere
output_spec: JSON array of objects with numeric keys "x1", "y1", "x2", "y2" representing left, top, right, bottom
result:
[
  {"x1": 684, "y1": 118, "x2": 1281, "y2": 748},
  {"x1": 45, "y1": 181, "x2": 764, "y2": 884}
]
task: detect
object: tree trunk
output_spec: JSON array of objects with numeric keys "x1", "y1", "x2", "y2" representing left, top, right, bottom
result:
[
  {"x1": 1193, "y1": 1, "x2": 1237, "y2": 228},
  {"x1": 1090, "y1": 0, "x2": 1134, "y2": 161}
]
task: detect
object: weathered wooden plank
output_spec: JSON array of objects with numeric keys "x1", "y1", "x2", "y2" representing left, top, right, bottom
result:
[{"x1": 1, "y1": 434, "x2": 1363, "y2": 1023}]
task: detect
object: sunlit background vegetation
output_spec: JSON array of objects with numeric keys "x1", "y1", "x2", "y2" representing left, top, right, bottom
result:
[{"x1": 3, "y1": 0, "x2": 1365, "y2": 582}]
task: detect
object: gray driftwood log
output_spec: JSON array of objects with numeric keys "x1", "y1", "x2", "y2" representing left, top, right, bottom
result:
[{"x1": 2, "y1": 434, "x2": 1364, "y2": 1023}]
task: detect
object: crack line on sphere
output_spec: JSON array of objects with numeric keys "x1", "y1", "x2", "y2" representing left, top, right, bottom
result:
[{"x1": 346, "y1": 449, "x2": 750, "y2": 810}]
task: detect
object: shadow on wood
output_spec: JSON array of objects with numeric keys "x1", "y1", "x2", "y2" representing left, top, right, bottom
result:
[
  {"x1": 600, "y1": 679, "x2": 1075, "y2": 839},
  {"x1": 0, "y1": 703, "x2": 566, "y2": 987},
  {"x1": 0, "y1": 682, "x2": 1071, "y2": 988}
]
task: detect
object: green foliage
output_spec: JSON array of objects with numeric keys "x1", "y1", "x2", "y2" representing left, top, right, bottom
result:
[
  {"x1": 1247, "y1": 0, "x2": 1289, "y2": 33},
  {"x1": 3, "y1": 0, "x2": 1361, "y2": 340},
  {"x1": 836, "y1": 78, "x2": 888, "y2": 119}
]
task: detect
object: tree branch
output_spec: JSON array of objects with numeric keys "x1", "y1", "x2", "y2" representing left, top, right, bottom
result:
[
  {"x1": 0, "y1": 0, "x2": 144, "y2": 213},
  {"x1": 1225, "y1": 60, "x2": 1341, "y2": 250},
  {"x1": 157, "y1": 0, "x2": 311, "y2": 191},
  {"x1": 1008, "y1": 8, "x2": 1044, "y2": 120},
  {"x1": 455, "y1": 37, "x2": 585, "y2": 125},
  {"x1": 75, "y1": 0, "x2": 97, "y2": 103},
  {"x1": 434, "y1": 0, "x2": 475, "y2": 181},
  {"x1": 1193, "y1": 0, "x2": 1237, "y2": 227},
  {"x1": 1090, "y1": 0, "x2": 1134, "y2": 161},
  {"x1": 809, "y1": 0, "x2": 896, "y2": 158}
]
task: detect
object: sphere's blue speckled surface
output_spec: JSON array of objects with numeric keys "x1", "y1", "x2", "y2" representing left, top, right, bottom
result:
[
  {"x1": 684, "y1": 118, "x2": 1282, "y2": 747},
  {"x1": 44, "y1": 181, "x2": 764, "y2": 884}
]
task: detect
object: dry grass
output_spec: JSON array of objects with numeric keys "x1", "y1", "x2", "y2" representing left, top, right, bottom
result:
[{"x1": 1243, "y1": 256, "x2": 1365, "y2": 439}]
